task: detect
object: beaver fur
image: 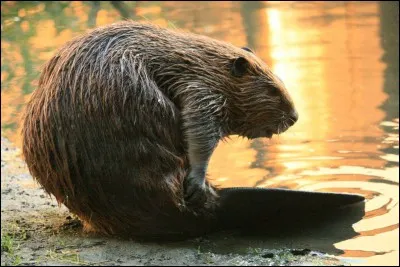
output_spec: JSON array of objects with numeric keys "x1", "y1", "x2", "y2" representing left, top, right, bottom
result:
[{"x1": 21, "y1": 21, "x2": 298, "y2": 240}]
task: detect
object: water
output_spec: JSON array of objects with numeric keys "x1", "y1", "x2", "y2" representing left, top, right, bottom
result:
[{"x1": 1, "y1": 1, "x2": 398, "y2": 265}]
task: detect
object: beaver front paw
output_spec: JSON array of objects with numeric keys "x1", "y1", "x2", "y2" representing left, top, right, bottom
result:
[
  {"x1": 184, "y1": 172, "x2": 219, "y2": 211},
  {"x1": 184, "y1": 173, "x2": 208, "y2": 207}
]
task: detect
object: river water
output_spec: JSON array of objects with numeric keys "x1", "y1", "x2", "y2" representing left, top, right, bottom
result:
[{"x1": 1, "y1": 1, "x2": 398, "y2": 265}]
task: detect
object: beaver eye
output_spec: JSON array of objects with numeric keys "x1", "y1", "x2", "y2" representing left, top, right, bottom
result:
[
  {"x1": 241, "y1": 47, "x2": 253, "y2": 53},
  {"x1": 269, "y1": 86, "x2": 279, "y2": 95},
  {"x1": 231, "y1": 56, "x2": 249, "y2": 77}
]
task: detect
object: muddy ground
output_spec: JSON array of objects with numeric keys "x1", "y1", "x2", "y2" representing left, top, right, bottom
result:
[{"x1": 1, "y1": 136, "x2": 345, "y2": 266}]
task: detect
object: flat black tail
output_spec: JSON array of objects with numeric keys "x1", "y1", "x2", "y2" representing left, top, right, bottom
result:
[
  {"x1": 214, "y1": 187, "x2": 365, "y2": 231},
  {"x1": 132, "y1": 187, "x2": 365, "y2": 242}
]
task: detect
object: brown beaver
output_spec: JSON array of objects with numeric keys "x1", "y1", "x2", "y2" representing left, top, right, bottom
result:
[{"x1": 21, "y1": 21, "x2": 299, "y2": 240}]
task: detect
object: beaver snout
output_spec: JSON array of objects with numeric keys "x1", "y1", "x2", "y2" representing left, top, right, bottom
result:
[
  {"x1": 287, "y1": 110, "x2": 298, "y2": 126},
  {"x1": 273, "y1": 109, "x2": 298, "y2": 135}
]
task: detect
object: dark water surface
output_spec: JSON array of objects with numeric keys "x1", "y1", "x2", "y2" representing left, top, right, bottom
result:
[{"x1": 1, "y1": 1, "x2": 398, "y2": 265}]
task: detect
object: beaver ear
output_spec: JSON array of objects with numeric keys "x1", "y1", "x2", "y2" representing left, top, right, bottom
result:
[
  {"x1": 241, "y1": 47, "x2": 253, "y2": 53},
  {"x1": 231, "y1": 57, "x2": 249, "y2": 77}
]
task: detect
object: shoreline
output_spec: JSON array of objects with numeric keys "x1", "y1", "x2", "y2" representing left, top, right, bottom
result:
[{"x1": 1, "y1": 136, "x2": 343, "y2": 266}]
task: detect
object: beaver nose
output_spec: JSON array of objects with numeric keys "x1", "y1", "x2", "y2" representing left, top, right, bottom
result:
[{"x1": 287, "y1": 110, "x2": 298, "y2": 126}]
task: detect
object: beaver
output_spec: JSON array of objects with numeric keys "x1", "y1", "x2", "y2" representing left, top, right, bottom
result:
[{"x1": 21, "y1": 21, "x2": 300, "y2": 240}]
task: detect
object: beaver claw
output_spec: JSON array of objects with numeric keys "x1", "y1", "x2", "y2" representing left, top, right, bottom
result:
[
  {"x1": 184, "y1": 173, "x2": 219, "y2": 211},
  {"x1": 184, "y1": 176, "x2": 208, "y2": 206}
]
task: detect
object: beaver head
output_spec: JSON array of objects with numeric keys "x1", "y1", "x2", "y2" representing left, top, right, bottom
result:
[{"x1": 225, "y1": 47, "x2": 298, "y2": 139}]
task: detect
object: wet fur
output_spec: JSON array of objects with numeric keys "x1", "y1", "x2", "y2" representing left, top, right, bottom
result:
[{"x1": 21, "y1": 21, "x2": 297, "y2": 240}]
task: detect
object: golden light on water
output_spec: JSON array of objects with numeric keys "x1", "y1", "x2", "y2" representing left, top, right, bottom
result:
[{"x1": 266, "y1": 7, "x2": 328, "y2": 144}]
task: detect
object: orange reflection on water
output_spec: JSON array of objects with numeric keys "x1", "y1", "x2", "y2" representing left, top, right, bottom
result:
[
  {"x1": 208, "y1": 136, "x2": 268, "y2": 188},
  {"x1": 263, "y1": 2, "x2": 387, "y2": 174},
  {"x1": 29, "y1": 20, "x2": 74, "y2": 59}
]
